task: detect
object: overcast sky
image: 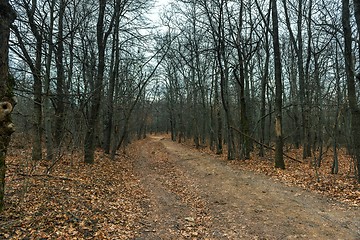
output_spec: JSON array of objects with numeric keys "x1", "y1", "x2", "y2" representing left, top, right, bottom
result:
[{"x1": 147, "y1": 0, "x2": 172, "y2": 24}]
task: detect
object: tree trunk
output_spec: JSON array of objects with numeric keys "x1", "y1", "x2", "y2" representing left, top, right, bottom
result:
[
  {"x1": 215, "y1": 72, "x2": 223, "y2": 155},
  {"x1": 0, "y1": 0, "x2": 16, "y2": 212},
  {"x1": 332, "y1": 43, "x2": 341, "y2": 174},
  {"x1": 23, "y1": 0, "x2": 43, "y2": 161},
  {"x1": 354, "y1": 0, "x2": 360, "y2": 61},
  {"x1": 10, "y1": 1, "x2": 43, "y2": 160},
  {"x1": 303, "y1": 0, "x2": 313, "y2": 159},
  {"x1": 32, "y1": 40, "x2": 43, "y2": 161},
  {"x1": 103, "y1": 42, "x2": 116, "y2": 154},
  {"x1": 54, "y1": 0, "x2": 66, "y2": 147},
  {"x1": 272, "y1": 0, "x2": 285, "y2": 169},
  {"x1": 259, "y1": 39, "x2": 270, "y2": 157},
  {"x1": 217, "y1": 0, "x2": 234, "y2": 160},
  {"x1": 103, "y1": 2, "x2": 121, "y2": 154},
  {"x1": 352, "y1": 0, "x2": 360, "y2": 182},
  {"x1": 343, "y1": 0, "x2": 360, "y2": 182},
  {"x1": 282, "y1": 0, "x2": 310, "y2": 157},
  {"x1": 44, "y1": 0, "x2": 55, "y2": 161},
  {"x1": 84, "y1": 0, "x2": 107, "y2": 163}
]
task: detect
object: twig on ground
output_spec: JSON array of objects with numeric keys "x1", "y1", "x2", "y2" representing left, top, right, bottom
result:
[{"x1": 18, "y1": 173, "x2": 75, "y2": 181}]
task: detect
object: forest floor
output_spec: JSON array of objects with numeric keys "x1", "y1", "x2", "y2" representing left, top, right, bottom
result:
[{"x1": 0, "y1": 134, "x2": 359, "y2": 239}]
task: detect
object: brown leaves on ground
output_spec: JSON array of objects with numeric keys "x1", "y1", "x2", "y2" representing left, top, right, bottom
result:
[
  {"x1": 0, "y1": 141, "x2": 146, "y2": 239},
  {"x1": 1, "y1": 134, "x2": 359, "y2": 239},
  {"x1": 242, "y1": 149, "x2": 360, "y2": 206}
]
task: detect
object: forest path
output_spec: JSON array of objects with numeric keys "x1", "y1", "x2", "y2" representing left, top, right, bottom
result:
[{"x1": 132, "y1": 135, "x2": 360, "y2": 239}]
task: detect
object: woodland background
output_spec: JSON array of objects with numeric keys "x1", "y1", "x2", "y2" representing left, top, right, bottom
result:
[{"x1": 0, "y1": 0, "x2": 360, "y2": 212}]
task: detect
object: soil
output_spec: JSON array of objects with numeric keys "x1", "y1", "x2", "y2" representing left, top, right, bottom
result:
[{"x1": 131, "y1": 135, "x2": 360, "y2": 239}]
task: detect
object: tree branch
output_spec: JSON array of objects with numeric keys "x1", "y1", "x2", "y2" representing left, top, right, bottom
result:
[{"x1": 230, "y1": 126, "x2": 303, "y2": 163}]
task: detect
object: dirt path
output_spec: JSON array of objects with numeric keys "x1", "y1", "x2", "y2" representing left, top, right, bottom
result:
[{"x1": 133, "y1": 136, "x2": 360, "y2": 239}]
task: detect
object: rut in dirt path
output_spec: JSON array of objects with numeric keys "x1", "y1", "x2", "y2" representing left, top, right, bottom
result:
[
  {"x1": 133, "y1": 136, "x2": 360, "y2": 239},
  {"x1": 133, "y1": 137, "x2": 210, "y2": 239}
]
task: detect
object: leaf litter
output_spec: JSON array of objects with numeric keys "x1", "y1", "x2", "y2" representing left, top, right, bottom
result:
[
  {"x1": 1, "y1": 137, "x2": 146, "y2": 239},
  {"x1": 1, "y1": 134, "x2": 359, "y2": 239}
]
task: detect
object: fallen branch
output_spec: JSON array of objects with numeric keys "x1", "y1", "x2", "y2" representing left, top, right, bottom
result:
[
  {"x1": 18, "y1": 173, "x2": 75, "y2": 181},
  {"x1": 45, "y1": 151, "x2": 65, "y2": 174},
  {"x1": 230, "y1": 126, "x2": 303, "y2": 163}
]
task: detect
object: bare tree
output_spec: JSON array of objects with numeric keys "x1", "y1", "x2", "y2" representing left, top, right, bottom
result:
[
  {"x1": 342, "y1": 0, "x2": 360, "y2": 182},
  {"x1": 255, "y1": 0, "x2": 271, "y2": 157},
  {"x1": 0, "y1": 0, "x2": 16, "y2": 212},
  {"x1": 353, "y1": 0, "x2": 360, "y2": 181},
  {"x1": 282, "y1": 0, "x2": 307, "y2": 156},
  {"x1": 54, "y1": 0, "x2": 66, "y2": 147},
  {"x1": 11, "y1": 0, "x2": 44, "y2": 160},
  {"x1": 202, "y1": 0, "x2": 235, "y2": 160},
  {"x1": 43, "y1": 0, "x2": 56, "y2": 161},
  {"x1": 84, "y1": 0, "x2": 118, "y2": 163},
  {"x1": 272, "y1": 0, "x2": 285, "y2": 169}
]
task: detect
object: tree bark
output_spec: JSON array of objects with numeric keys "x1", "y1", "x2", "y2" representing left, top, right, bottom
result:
[
  {"x1": 0, "y1": 0, "x2": 16, "y2": 212},
  {"x1": 343, "y1": 0, "x2": 360, "y2": 182},
  {"x1": 215, "y1": 71, "x2": 223, "y2": 155},
  {"x1": 272, "y1": 0, "x2": 285, "y2": 169},
  {"x1": 23, "y1": 0, "x2": 44, "y2": 160},
  {"x1": 217, "y1": 0, "x2": 234, "y2": 160},
  {"x1": 259, "y1": 37, "x2": 270, "y2": 157},
  {"x1": 32, "y1": 39, "x2": 43, "y2": 161},
  {"x1": 303, "y1": 0, "x2": 313, "y2": 159},
  {"x1": 44, "y1": 0, "x2": 55, "y2": 161},
  {"x1": 54, "y1": 0, "x2": 66, "y2": 147},
  {"x1": 230, "y1": 0, "x2": 251, "y2": 160},
  {"x1": 353, "y1": 0, "x2": 360, "y2": 181},
  {"x1": 332, "y1": 43, "x2": 341, "y2": 174},
  {"x1": 10, "y1": 1, "x2": 43, "y2": 160},
  {"x1": 84, "y1": 0, "x2": 114, "y2": 163},
  {"x1": 103, "y1": 0, "x2": 122, "y2": 154}
]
